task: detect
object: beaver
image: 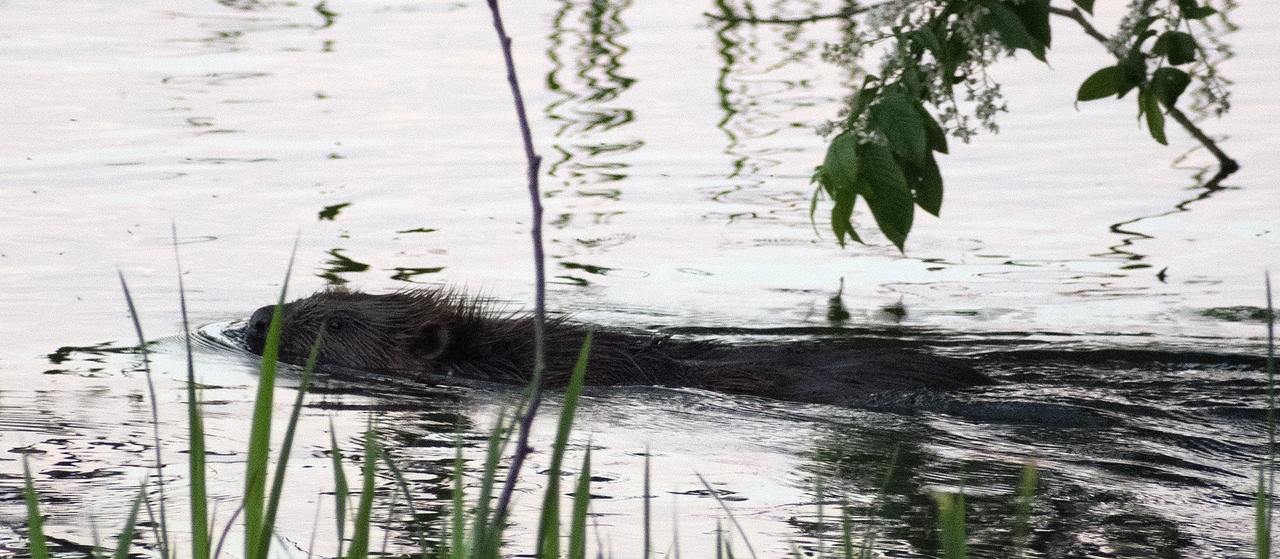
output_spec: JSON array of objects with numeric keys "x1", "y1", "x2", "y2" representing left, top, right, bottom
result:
[{"x1": 243, "y1": 288, "x2": 993, "y2": 407}]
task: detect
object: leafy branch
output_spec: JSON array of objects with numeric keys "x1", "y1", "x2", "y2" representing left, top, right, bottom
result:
[{"x1": 713, "y1": 0, "x2": 1239, "y2": 250}]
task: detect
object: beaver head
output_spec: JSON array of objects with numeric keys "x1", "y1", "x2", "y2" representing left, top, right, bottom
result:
[{"x1": 244, "y1": 289, "x2": 461, "y2": 374}]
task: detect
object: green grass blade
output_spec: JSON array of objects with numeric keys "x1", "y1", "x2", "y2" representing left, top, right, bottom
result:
[
  {"x1": 378, "y1": 443, "x2": 430, "y2": 556},
  {"x1": 858, "y1": 448, "x2": 897, "y2": 559},
  {"x1": 117, "y1": 271, "x2": 172, "y2": 559},
  {"x1": 306, "y1": 496, "x2": 322, "y2": 559},
  {"x1": 212, "y1": 502, "x2": 244, "y2": 559},
  {"x1": 1258, "y1": 469, "x2": 1271, "y2": 559},
  {"x1": 243, "y1": 300, "x2": 283, "y2": 559},
  {"x1": 329, "y1": 419, "x2": 349, "y2": 559},
  {"x1": 568, "y1": 445, "x2": 593, "y2": 559},
  {"x1": 112, "y1": 485, "x2": 147, "y2": 559},
  {"x1": 169, "y1": 225, "x2": 207, "y2": 559},
  {"x1": 935, "y1": 492, "x2": 967, "y2": 559},
  {"x1": 643, "y1": 449, "x2": 652, "y2": 559},
  {"x1": 183, "y1": 340, "x2": 210, "y2": 559},
  {"x1": 254, "y1": 329, "x2": 323, "y2": 559},
  {"x1": 89, "y1": 520, "x2": 103, "y2": 559},
  {"x1": 347, "y1": 428, "x2": 379, "y2": 559},
  {"x1": 537, "y1": 331, "x2": 594, "y2": 559},
  {"x1": 671, "y1": 495, "x2": 681, "y2": 559},
  {"x1": 840, "y1": 500, "x2": 852, "y2": 559},
  {"x1": 694, "y1": 474, "x2": 758, "y2": 559},
  {"x1": 1012, "y1": 461, "x2": 1038, "y2": 558},
  {"x1": 814, "y1": 477, "x2": 825, "y2": 558},
  {"x1": 22, "y1": 457, "x2": 49, "y2": 559},
  {"x1": 715, "y1": 521, "x2": 723, "y2": 559},
  {"x1": 470, "y1": 412, "x2": 511, "y2": 559},
  {"x1": 378, "y1": 487, "x2": 398, "y2": 557},
  {"x1": 450, "y1": 439, "x2": 468, "y2": 559},
  {"x1": 164, "y1": 268, "x2": 211, "y2": 559},
  {"x1": 244, "y1": 247, "x2": 297, "y2": 559},
  {"x1": 1261, "y1": 272, "x2": 1276, "y2": 558}
]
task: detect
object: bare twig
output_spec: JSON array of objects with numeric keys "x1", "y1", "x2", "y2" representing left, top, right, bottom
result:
[{"x1": 484, "y1": 0, "x2": 546, "y2": 536}]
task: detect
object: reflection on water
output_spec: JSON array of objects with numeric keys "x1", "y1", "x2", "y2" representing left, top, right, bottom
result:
[
  {"x1": 7, "y1": 331, "x2": 1274, "y2": 558},
  {"x1": 543, "y1": 0, "x2": 646, "y2": 285},
  {"x1": 1, "y1": 0, "x2": 1277, "y2": 557},
  {"x1": 544, "y1": 1, "x2": 638, "y2": 195},
  {"x1": 1103, "y1": 180, "x2": 1236, "y2": 267}
]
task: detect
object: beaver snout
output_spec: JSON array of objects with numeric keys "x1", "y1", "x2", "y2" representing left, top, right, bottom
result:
[{"x1": 245, "y1": 304, "x2": 275, "y2": 355}]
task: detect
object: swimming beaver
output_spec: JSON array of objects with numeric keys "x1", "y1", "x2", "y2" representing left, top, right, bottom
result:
[{"x1": 243, "y1": 288, "x2": 993, "y2": 407}]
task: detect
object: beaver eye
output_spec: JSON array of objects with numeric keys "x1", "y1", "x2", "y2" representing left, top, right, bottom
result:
[{"x1": 326, "y1": 317, "x2": 345, "y2": 331}]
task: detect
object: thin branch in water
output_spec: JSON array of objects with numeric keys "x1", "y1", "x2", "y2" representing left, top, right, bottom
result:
[{"x1": 483, "y1": 0, "x2": 547, "y2": 535}]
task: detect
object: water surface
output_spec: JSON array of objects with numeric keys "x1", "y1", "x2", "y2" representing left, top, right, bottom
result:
[{"x1": 1, "y1": 0, "x2": 1277, "y2": 557}]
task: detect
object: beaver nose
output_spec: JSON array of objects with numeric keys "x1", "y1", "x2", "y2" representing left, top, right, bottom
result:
[{"x1": 245, "y1": 305, "x2": 276, "y2": 355}]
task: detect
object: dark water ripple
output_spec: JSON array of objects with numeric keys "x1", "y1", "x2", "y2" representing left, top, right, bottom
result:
[{"x1": 4, "y1": 322, "x2": 1274, "y2": 558}]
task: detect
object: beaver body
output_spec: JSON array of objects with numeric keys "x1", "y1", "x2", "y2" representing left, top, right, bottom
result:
[{"x1": 243, "y1": 288, "x2": 992, "y2": 407}]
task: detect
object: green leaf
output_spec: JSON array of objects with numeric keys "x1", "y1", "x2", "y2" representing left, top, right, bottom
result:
[
  {"x1": 901, "y1": 153, "x2": 944, "y2": 216},
  {"x1": 1071, "y1": 0, "x2": 1094, "y2": 14},
  {"x1": 819, "y1": 131, "x2": 859, "y2": 198},
  {"x1": 902, "y1": 64, "x2": 922, "y2": 97},
  {"x1": 849, "y1": 80, "x2": 880, "y2": 121},
  {"x1": 113, "y1": 487, "x2": 146, "y2": 559},
  {"x1": 1132, "y1": 16, "x2": 1159, "y2": 39},
  {"x1": 856, "y1": 142, "x2": 914, "y2": 251},
  {"x1": 1152, "y1": 31, "x2": 1197, "y2": 65},
  {"x1": 943, "y1": 32, "x2": 973, "y2": 81},
  {"x1": 916, "y1": 103, "x2": 949, "y2": 154},
  {"x1": 871, "y1": 87, "x2": 928, "y2": 167},
  {"x1": 1177, "y1": 0, "x2": 1217, "y2": 19},
  {"x1": 1077, "y1": 65, "x2": 1121, "y2": 101},
  {"x1": 1140, "y1": 88, "x2": 1168, "y2": 145},
  {"x1": 1150, "y1": 67, "x2": 1191, "y2": 108},
  {"x1": 910, "y1": 28, "x2": 942, "y2": 57},
  {"x1": 981, "y1": 0, "x2": 1045, "y2": 61},
  {"x1": 1183, "y1": 5, "x2": 1217, "y2": 18},
  {"x1": 1008, "y1": 0, "x2": 1051, "y2": 50},
  {"x1": 1117, "y1": 48, "x2": 1147, "y2": 99},
  {"x1": 829, "y1": 188, "x2": 862, "y2": 247}
]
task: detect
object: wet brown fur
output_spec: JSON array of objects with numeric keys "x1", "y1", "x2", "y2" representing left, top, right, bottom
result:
[{"x1": 244, "y1": 287, "x2": 993, "y2": 407}]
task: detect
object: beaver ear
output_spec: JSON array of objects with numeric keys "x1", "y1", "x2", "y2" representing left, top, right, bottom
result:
[{"x1": 412, "y1": 323, "x2": 450, "y2": 360}]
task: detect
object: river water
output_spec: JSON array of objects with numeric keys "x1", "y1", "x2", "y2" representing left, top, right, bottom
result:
[{"x1": 1, "y1": 0, "x2": 1277, "y2": 557}]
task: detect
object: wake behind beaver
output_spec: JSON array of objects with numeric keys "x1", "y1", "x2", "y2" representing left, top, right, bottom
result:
[{"x1": 243, "y1": 288, "x2": 993, "y2": 408}]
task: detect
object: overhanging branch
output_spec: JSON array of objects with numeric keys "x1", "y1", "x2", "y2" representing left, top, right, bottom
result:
[{"x1": 1049, "y1": 4, "x2": 1239, "y2": 184}]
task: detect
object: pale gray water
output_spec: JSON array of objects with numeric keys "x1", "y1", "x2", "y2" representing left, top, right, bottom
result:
[{"x1": 1, "y1": 0, "x2": 1277, "y2": 557}]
